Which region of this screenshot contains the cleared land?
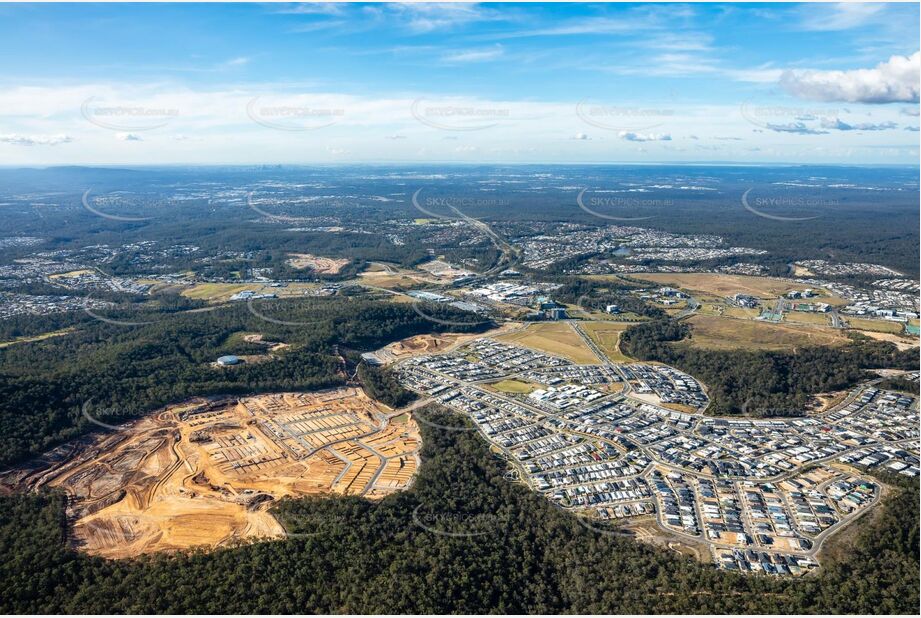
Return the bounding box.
[579,321,635,362]
[0,327,75,349]
[497,322,600,364]
[680,314,848,351]
[2,388,419,558]
[356,263,431,290]
[286,253,350,274]
[416,259,472,280]
[854,330,919,351]
[181,282,319,302]
[366,324,525,365]
[846,317,907,334]
[634,272,826,299]
[785,311,832,326]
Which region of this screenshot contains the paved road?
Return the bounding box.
[675,296,699,320]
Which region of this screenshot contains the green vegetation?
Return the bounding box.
[551,278,666,319]
[620,319,919,416]
[356,362,417,408]
[0,298,483,467]
[0,406,917,613]
[877,376,920,395]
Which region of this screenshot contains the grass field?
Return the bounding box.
[0,328,75,349]
[489,379,539,394]
[723,306,762,319]
[846,317,908,334]
[497,322,600,364]
[634,272,828,299]
[181,282,319,302]
[181,283,252,301]
[680,314,848,352]
[357,273,427,290]
[579,321,635,362]
[785,311,832,326]
[563,302,646,323]
[48,269,95,278]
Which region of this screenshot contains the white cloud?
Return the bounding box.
[277,3,347,16]
[764,122,828,135]
[442,45,504,63]
[820,118,897,131]
[0,83,915,165]
[619,131,671,142]
[0,133,73,146]
[115,132,143,141]
[222,57,251,68]
[391,3,497,33]
[780,52,920,104]
[797,2,886,31]
[495,15,654,39]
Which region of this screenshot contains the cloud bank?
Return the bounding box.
[780,52,920,104]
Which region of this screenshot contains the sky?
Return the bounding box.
[0,1,918,166]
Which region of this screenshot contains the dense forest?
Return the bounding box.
[0,406,917,614]
[356,362,417,409]
[0,298,485,468]
[620,319,920,416]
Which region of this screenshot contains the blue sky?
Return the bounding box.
[0,2,918,165]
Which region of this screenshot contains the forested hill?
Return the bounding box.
[0,298,486,468]
[0,406,917,613]
[620,319,920,417]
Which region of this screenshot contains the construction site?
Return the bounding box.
[0,388,420,558]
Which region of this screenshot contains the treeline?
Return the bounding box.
[620,319,919,416]
[0,405,917,613]
[877,376,920,395]
[0,298,485,467]
[550,278,666,318]
[356,362,417,409]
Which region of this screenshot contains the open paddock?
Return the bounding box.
[680,315,849,352]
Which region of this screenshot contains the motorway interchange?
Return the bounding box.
[395,337,918,576]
